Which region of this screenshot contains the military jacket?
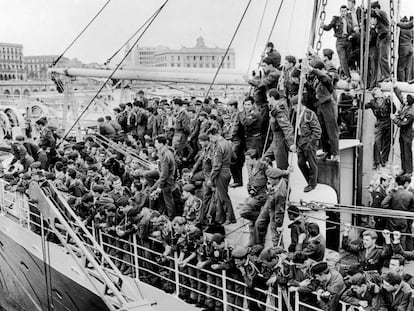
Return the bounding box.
[297,108,322,148]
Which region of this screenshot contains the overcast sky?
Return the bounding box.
[1,0,413,70]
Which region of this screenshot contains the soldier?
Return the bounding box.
[280,55,300,107]
[240,149,270,246]
[7,135,34,172]
[264,88,296,170]
[233,96,263,159]
[255,167,289,246]
[97,117,116,140]
[365,88,394,169]
[370,173,391,245]
[35,117,56,167]
[125,102,137,135]
[181,183,202,225]
[296,102,322,192]
[309,61,339,161]
[116,103,128,133]
[207,127,236,225]
[226,100,244,188]
[173,98,191,156]
[392,90,414,175]
[152,135,176,219]
[396,17,413,82]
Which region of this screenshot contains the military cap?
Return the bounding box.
[113,107,121,113]
[97,117,104,122]
[30,161,42,169]
[311,261,329,275]
[348,273,367,286]
[287,205,300,216]
[266,167,287,179]
[232,246,248,259]
[311,60,325,70]
[210,233,225,245]
[15,135,25,141]
[249,244,264,256]
[143,170,160,181]
[227,99,238,107]
[119,103,126,109]
[199,133,209,141]
[116,196,129,207]
[35,118,47,126]
[322,48,334,57]
[245,148,258,159]
[199,111,208,118]
[92,184,105,193]
[182,183,195,193]
[407,94,414,105]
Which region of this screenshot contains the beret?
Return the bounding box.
[348,273,367,286]
[210,233,225,244]
[30,161,41,169]
[322,48,334,56]
[119,103,126,109]
[92,184,105,193]
[113,107,121,112]
[311,60,325,70]
[15,135,25,141]
[232,246,248,259]
[97,117,104,122]
[287,205,300,216]
[35,118,47,126]
[199,133,209,141]
[266,167,287,179]
[227,99,238,106]
[143,170,160,181]
[311,261,328,275]
[182,183,195,193]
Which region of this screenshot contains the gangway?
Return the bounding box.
[27,180,155,311]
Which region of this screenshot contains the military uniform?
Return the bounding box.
[228,111,245,186]
[234,108,263,156]
[209,136,235,224]
[154,146,176,219]
[263,98,295,169]
[173,108,191,155]
[365,97,393,167]
[10,142,34,172]
[240,160,269,246]
[393,91,414,174]
[370,184,388,244]
[297,108,322,189]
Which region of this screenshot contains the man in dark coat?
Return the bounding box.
[173,98,191,156]
[397,17,413,82]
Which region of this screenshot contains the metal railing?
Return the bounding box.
[0,181,362,311]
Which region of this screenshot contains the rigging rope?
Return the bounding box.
[246,0,269,76]
[58,0,169,144]
[52,0,112,67]
[104,4,165,66]
[205,0,253,97]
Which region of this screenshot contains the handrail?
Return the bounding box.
[0,182,362,311]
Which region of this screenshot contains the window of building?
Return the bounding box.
[200,64,203,68]
[187,64,190,67]
[177,64,180,67]
[200,56,202,61]
[193,56,196,61]
[227,56,230,61]
[212,56,215,60]
[193,64,196,67]
[178,56,180,61]
[206,64,209,68]
[171,64,174,67]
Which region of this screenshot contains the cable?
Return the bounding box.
[205,0,253,97]
[52,0,112,67]
[104,4,165,66]
[58,0,169,144]
[246,0,269,76]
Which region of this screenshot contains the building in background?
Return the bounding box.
[0,42,25,81]
[125,37,235,69]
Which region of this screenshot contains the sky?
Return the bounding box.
[1,0,413,71]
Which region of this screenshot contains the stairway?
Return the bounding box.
[28,181,154,311]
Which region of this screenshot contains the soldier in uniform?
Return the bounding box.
[280,55,301,107]
[207,127,236,225]
[233,96,263,160]
[7,135,34,172]
[191,134,213,226]
[152,135,176,219]
[35,117,56,168]
[392,90,414,175]
[240,149,270,246]
[173,98,191,156]
[296,102,322,192]
[370,173,391,245]
[365,88,394,169]
[97,117,116,140]
[264,88,296,170]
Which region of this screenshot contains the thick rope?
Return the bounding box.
[52,0,112,66]
[59,0,169,144]
[205,0,253,98]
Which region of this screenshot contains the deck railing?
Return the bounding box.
[0,181,359,311]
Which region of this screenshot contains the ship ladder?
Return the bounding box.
[28,180,154,311]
